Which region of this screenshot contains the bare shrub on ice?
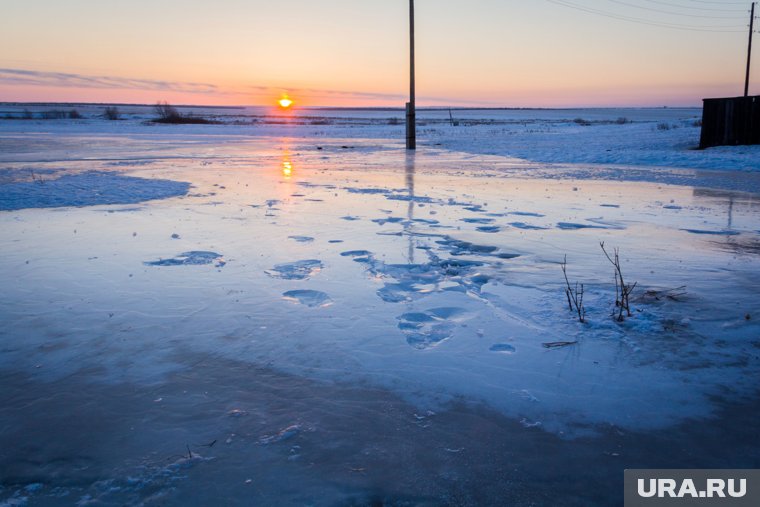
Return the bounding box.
[600,242,637,322]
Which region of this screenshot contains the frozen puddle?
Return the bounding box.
[258,423,304,445]
[265,259,323,280]
[510,211,545,217]
[681,228,740,236]
[2,150,757,440]
[145,251,226,267]
[397,307,472,349]
[372,216,405,226]
[489,343,517,354]
[282,290,332,307]
[340,250,373,262]
[556,221,610,230]
[510,221,548,230]
[461,217,494,224]
[1,126,760,506]
[288,235,314,243]
[359,250,492,304]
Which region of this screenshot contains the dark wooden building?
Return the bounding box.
[699,95,760,149]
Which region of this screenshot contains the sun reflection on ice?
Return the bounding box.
[282,159,293,178]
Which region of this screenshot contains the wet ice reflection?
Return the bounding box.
[1,135,760,505]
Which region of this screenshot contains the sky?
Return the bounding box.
[0,0,757,107]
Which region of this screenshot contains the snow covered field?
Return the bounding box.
[1,106,759,506]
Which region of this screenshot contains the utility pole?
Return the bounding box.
[745,1,756,97]
[406,0,416,150]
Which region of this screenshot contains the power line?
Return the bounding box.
[640,0,746,13]
[604,0,746,18]
[641,0,746,12]
[546,0,746,32]
[549,0,745,31]
[687,1,749,5]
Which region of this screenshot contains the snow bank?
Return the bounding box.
[0,171,190,211]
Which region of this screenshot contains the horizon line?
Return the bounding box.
[0,100,706,110]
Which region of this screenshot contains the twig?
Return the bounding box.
[560,255,586,323]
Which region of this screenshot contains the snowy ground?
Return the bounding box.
[1,107,759,506]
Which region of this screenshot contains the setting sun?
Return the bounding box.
[278,95,293,109]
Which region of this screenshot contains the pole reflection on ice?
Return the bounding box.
[405,151,416,263]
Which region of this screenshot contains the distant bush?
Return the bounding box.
[103,106,120,120]
[615,117,629,125]
[388,117,400,125]
[573,118,591,126]
[154,101,181,122]
[657,122,671,131]
[68,109,82,119]
[152,101,215,124]
[22,109,33,119]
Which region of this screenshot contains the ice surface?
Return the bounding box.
[1,108,759,506]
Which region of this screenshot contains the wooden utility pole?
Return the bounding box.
[406,0,416,150]
[745,1,756,97]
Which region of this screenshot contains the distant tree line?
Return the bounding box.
[3,109,83,120]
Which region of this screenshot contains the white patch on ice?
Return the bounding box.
[282,290,333,308]
[0,171,189,211]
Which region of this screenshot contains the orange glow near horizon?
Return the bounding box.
[1,3,756,108]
